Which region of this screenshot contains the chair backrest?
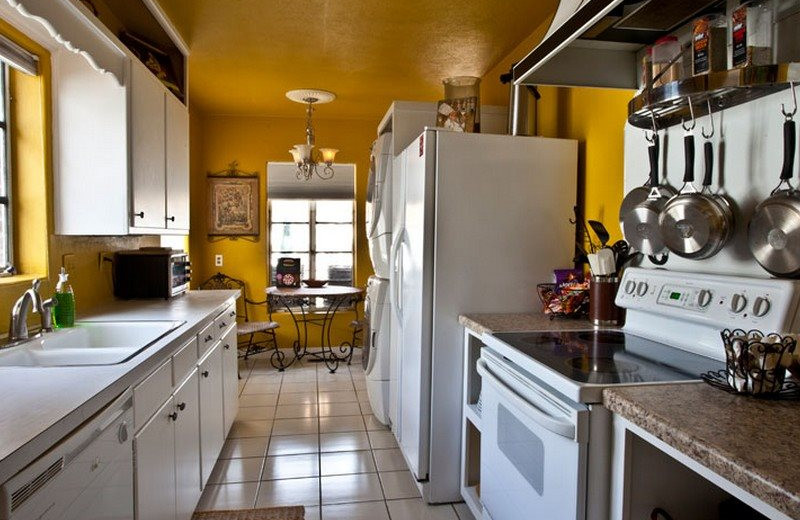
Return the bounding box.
[198,272,250,321]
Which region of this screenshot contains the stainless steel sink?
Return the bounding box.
[0,320,185,367]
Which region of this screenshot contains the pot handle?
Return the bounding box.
[683,133,695,183]
[780,119,796,181]
[703,141,714,188]
[648,134,660,187]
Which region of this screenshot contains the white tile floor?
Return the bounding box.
[196,349,476,520]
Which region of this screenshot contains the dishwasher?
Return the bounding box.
[0,389,134,520]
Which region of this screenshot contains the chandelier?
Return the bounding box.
[286,89,338,181]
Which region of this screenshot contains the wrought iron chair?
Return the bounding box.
[198,272,283,367]
[340,292,365,365]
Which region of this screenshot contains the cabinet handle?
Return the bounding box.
[168,412,178,421]
[202,370,210,378]
[224,344,230,350]
[219,322,227,329]
[177,402,186,411]
[133,211,144,219]
[167,216,176,222]
[205,335,213,342]
[229,311,235,318]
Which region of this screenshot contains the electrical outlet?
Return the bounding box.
[215,254,223,267]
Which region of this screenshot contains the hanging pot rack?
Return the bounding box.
[628,63,800,130]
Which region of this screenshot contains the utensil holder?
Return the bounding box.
[589,276,622,326]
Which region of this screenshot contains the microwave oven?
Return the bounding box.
[112,248,190,299]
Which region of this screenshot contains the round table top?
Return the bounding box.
[266,285,363,298]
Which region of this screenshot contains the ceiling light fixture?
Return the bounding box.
[286,89,338,181]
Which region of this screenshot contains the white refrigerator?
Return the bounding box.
[389,128,578,502]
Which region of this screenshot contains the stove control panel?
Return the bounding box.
[616,268,800,332]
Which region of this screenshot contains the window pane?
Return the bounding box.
[0,127,6,198]
[316,200,353,222]
[0,67,6,123]
[315,224,352,252]
[271,199,310,222]
[270,253,309,284]
[0,205,7,267]
[270,223,309,252]
[316,253,353,284]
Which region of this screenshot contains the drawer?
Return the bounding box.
[197,320,218,358]
[172,336,198,385]
[214,304,237,335]
[219,323,237,355]
[133,359,173,430]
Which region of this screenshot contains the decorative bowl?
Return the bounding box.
[302,279,328,288]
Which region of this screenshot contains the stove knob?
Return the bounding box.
[636,281,649,297]
[753,297,771,318]
[625,280,636,295]
[730,293,748,314]
[696,289,713,308]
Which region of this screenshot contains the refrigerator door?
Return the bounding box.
[397,131,435,482]
[388,152,406,433]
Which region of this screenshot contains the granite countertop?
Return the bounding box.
[459,312,595,335]
[605,384,800,519]
[0,289,239,483]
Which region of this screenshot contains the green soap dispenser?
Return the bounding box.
[54,266,75,328]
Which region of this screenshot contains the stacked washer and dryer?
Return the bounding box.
[363,132,393,425]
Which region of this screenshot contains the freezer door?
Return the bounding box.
[388,151,406,434]
[398,131,435,482]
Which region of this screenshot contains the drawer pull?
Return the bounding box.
[204,335,213,342]
[224,344,230,350]
[229,311,235,317]
[177,402,186,411]
[168,412,178,421]
[202,370,209,378]
[133,211,144,219]
[219,322,227,329]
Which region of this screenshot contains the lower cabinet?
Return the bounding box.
[174,370,201,520]
[199,341,225,487]
[135,398,178,520]
[221,325,239,435]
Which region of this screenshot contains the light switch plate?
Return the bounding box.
[215,254,223,267]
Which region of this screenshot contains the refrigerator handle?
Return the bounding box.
[390,228,404,319]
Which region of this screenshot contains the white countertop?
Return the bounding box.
[0,289,239,483]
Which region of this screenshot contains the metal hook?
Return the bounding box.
[645,110,658,143]
[681,96,696,132]
[701,99,715,139]
[781,81,797,120]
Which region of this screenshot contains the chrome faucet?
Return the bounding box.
[8,279,57,343]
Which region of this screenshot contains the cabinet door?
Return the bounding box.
[134,398,177,520]
[198,342,225,487]
[174,370,201,520]
[130,60,166,229]
[165,93,190,230]
[221,325,239,435]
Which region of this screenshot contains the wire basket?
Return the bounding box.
[701,328,800,399]
[537,283,589,320]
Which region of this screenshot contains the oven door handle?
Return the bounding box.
[477,358,576,440]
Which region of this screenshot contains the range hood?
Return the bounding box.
[513,0,725,88]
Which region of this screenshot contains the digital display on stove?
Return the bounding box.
[669,292,681,300]
[492,330,723,385]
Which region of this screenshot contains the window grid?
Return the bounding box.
[0,64,11,271]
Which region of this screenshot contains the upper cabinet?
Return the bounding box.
[165,89,190,230]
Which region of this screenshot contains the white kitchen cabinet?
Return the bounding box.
[221,324,239,435]
[198,341,225,486]
[165,93,190,230]
[134,398,177,520]
[174,370,201,520]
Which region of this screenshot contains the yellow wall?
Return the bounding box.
[0,19,159,336]
[189,113,376,345]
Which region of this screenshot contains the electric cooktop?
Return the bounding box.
[492,330,724,385]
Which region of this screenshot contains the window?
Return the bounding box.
[0,64,10,271]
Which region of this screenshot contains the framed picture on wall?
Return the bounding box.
[207,175,260,236]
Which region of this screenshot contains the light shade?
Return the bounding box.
[294,144,313,161]
[288,148,303,164]
[319,148,338,164]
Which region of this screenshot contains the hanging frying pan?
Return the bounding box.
[748,116,800,276]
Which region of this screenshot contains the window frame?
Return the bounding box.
[0,63,13,272]
[268,198,356,289]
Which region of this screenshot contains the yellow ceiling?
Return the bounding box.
[156,0,558,119]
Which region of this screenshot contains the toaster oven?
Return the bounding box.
[113,248,190,299]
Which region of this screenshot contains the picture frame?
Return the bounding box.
[207,175,260,236]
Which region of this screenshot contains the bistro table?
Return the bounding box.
[266,285,363,373]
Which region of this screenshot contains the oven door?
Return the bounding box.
[477,353,589,520]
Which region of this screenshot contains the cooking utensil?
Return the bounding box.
[659,127,734,259]
[596,248,616,275]
[620,133,675,255]
[619,134,659,224]
[748,116,800,276]
[588,220,610,247]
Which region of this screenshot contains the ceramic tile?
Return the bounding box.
[278,392,319,405]
[368,430,398,449]
[380,471,421,500]
[281,372,318,383]
[321,500,390,520]
[363,414,390,431]
[373,448,408,472]
[274,403,318,419]
[228,420,272,438]
[239,393,279,407]
[282,381,318,393]
[385,499,459,520]
[261,453,320,480]
[453,501,477,520]
[318,402,362,417]
[318,390,358,403]
[359,402,374,415]
[304,506,321,520]
[267,434,319,456]
[319,415,365,433]
[353,379,368,390]
[235,406,275,420]
[271,417,318,436]
[219,436,269,459]
[319,431,371,452]
[247,373,283,383]
[320,473,384,504]
[320,450,376,476]
[209,456,265,484]
[255,477,320,507]
[196,482,258,511]
[317,380,355,391]
[242,382,282,395]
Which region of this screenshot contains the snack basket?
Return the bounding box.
[537,283,589,320]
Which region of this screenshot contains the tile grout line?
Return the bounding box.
[252,358,283,509]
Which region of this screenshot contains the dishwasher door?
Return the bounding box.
[1,389,134,520]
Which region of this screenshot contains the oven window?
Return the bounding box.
[498,404,544,495]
